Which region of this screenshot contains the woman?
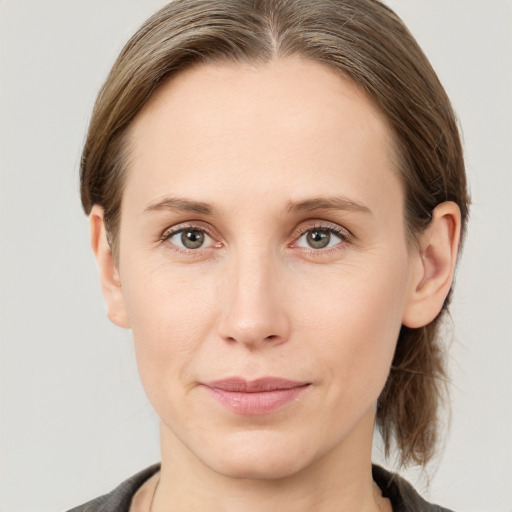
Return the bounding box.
[70,0,468,510]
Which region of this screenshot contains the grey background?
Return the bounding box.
[1,1,511,511]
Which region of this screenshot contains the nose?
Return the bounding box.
[216,251,290,349]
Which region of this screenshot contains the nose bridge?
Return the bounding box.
[218,242,289,347]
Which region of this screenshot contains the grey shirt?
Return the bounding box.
[68,464,454,512]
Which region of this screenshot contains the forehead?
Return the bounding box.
[124,57,402,215]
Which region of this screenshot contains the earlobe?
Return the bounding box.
[402,201,462,328]
[89,205,130,329]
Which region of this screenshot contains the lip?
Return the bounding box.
[202,377,310,415]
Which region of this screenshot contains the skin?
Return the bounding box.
[91,57,461,512]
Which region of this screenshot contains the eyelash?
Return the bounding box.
[159,221,353,256]
[291,222,352,256]
[159,223,219,255]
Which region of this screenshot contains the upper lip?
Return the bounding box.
[205,377,310,392]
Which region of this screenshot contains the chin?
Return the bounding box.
[207,452,308,481]
[195,429,317,481]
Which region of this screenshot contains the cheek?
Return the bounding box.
[121,262,221,403]
[293,254,411,394]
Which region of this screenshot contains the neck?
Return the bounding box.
[152,412,388,512]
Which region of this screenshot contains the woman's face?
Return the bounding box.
[113,58,422,479]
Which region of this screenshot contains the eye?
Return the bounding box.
[295,227,345,250]
[164,227,215,250]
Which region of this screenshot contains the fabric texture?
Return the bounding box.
[67,463,454,512]
[372,465,454,512]
[67,465,160,512]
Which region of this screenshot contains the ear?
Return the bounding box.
[402,201,462,328]
[89,205,130,329]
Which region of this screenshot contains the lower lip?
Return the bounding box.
[204,385,310,415]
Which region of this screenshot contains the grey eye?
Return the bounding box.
[167,228,212,250]
[296,228,343,250]
[180,230,205,249]
[306,229,331,249]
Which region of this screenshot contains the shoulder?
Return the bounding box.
[372,465,455,512]
[66,464,161,512]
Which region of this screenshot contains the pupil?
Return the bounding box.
[181,230,204,249]
[307,230,330,249]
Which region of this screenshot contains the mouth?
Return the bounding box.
[202,377,311,415]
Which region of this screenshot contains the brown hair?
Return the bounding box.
[80,0,469,466]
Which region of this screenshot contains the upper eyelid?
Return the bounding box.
[161,221,216,239]
[292,220,353,240]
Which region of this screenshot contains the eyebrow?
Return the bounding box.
[285,196,372,215]
[143,195,371,216]
[144,197,215,215]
